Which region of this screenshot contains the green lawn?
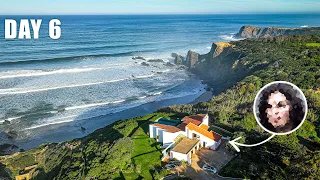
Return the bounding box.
[306,43,320,47]
[124,118,169,179]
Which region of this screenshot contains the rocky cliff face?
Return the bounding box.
[184,25,320,92]
[188,42,248,92]
[235,26,320,38]
[207,42,235,59]
[235,26,297,38]
[186,50,200,68]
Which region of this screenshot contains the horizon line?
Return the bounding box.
[1,12,320,16]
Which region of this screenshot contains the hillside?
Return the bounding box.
[189,34,320,94]
[0,113,188,179]
[163,35,320,179]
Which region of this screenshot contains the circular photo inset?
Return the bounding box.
[253,81,308,135]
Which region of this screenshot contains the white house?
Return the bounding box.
[185,123,221,150]
[149,123,184,147]
[149,114,222,164]
[170,137,200,164]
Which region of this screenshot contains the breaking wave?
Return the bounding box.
[0,73,156,95]
[0,78,130,95]
[0,67,104,79]
[219,35,243,41]
[0,116,22,124]
[0,50,155,65]
[24,115,78,130]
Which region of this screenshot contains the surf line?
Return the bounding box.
[0,63,130,80]
[0,78,128,95]
[0,73,155,95]
[24,115,78,130]
[0,67,103,79]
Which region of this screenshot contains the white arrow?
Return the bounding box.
[228,134,276,152]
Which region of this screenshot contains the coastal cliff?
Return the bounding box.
[235,25,320,38]
[163,33,320,180]
[183,25,320,93]
[186,42,248,92]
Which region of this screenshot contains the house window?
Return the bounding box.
[193,133,200,139]
[203,142,206,147]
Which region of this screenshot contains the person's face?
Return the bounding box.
[266,91,291,128]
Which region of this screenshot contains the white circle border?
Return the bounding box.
[253,81,308,135]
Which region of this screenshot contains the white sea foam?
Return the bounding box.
[0,116,22,124]
[65,102,111,111]
[25,115,78,130]
[158,69,170,73]
[134,73,155,79]
[0,78,130,95]
[0,111,59,124]
[0,72,157,95]
[219,35,243,41]
[206,46,212,49]
[65,99,127,111]
[65,93,162,111]
[0,68,104,79]
[152,91,162,96]
[0,62,131,80]
[112,100,126,104]
[301,25,308,28]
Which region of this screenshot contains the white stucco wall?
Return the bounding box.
[170,151,188,162]
[186,128,190,138]
[187,152,192,164]
[156,128,165,142]
[152,126,158,139]
[162,131,182,147]
[149,124,154,138]
[187,129,221,150]
[201,136,219,150]
[202,115,209,125]
[149,125,160,139]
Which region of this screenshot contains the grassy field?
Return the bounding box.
[306,42,320,47]
[123,113,171,179]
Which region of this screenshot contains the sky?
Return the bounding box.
[1,0,320,15]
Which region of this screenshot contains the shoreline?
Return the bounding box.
[5,90,212,151]
[191,90,213,104]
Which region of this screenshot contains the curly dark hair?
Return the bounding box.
[256,83,306,133]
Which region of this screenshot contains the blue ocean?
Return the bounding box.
[0,14,319,148]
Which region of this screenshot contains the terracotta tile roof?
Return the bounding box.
[177,115,204,131]
[186,123,222,142]
[171,137,199,154]
[152,123,182,133]
[199,124,210,130]
[197,114,207,118]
